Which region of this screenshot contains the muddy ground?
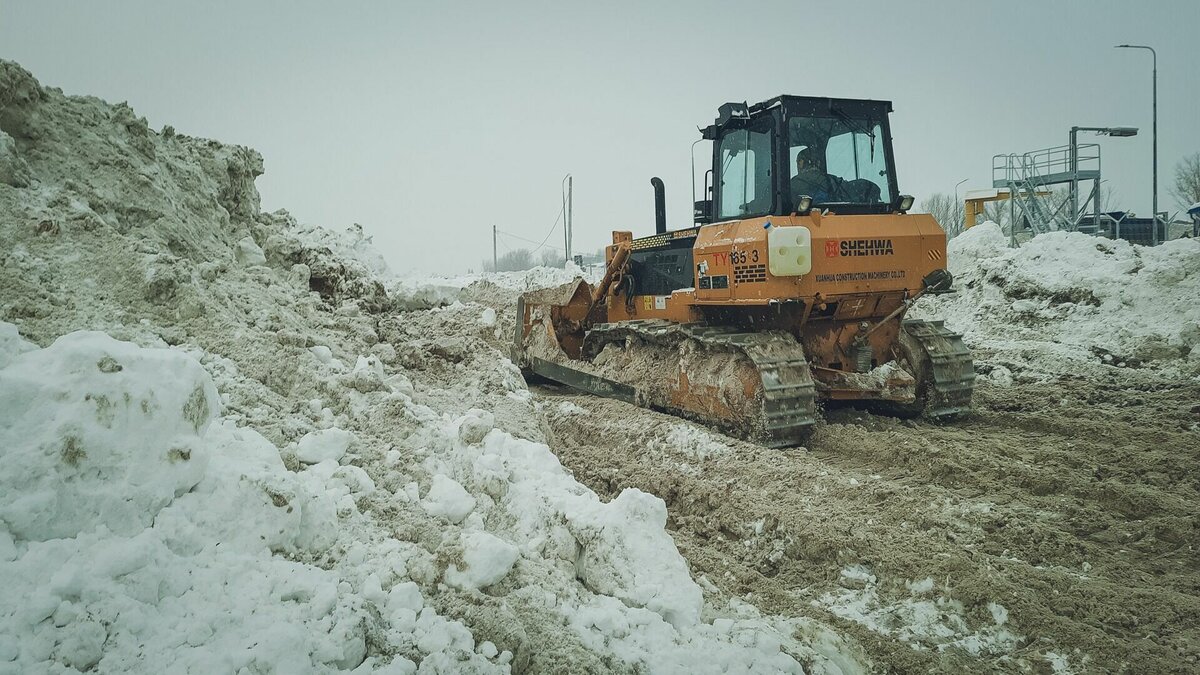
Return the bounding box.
[456,283,1199,673]
[538,375,1199,673]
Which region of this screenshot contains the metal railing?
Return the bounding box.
[992,143,1100,186]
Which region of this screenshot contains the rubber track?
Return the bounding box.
[582,321,817,447]
[901,318,975,418]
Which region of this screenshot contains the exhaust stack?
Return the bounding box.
[651,177,666,234]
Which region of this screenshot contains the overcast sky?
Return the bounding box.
[2,1,1197,273]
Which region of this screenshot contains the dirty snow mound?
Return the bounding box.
[0,329,498,673]
[916,222,1200,378]
[0,58,874,673]
[0,331,218,541]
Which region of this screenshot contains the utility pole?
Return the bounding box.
[492,225,497,272]
[567,176,573,263]
[561,173,574,265]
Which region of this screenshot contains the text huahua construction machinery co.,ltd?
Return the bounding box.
[514,96,975,447]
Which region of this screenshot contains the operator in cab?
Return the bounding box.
[790,147,831,208]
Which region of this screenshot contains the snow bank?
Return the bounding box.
[476,262,598,291]
[917,222,1200,377]
[293,222,392,277]
[387,263,600,311]
[414,411,822,673]
[0,330,503,673]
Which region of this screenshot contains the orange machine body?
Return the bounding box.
[602,211,947,389]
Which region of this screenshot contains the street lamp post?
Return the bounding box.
[1068,126,1137,231]
[1116,44,1158,245]
[954,178,968,235]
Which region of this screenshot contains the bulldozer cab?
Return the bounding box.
[699,96,899,223]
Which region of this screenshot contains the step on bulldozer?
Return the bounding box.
[514,96,974,447]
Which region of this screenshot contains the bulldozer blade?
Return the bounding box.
[528,356,636,405]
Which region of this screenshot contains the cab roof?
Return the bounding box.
[701,95,895,139]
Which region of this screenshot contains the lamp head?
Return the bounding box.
[1104,127,1139,137]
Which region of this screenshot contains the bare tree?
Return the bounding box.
[917,193,963,237]
[980,200,1011,228]
[493,248,534,272]
[539,249,565,268]
[1170,152,1200,210]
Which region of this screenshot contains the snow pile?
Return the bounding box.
[386,264,598,312]
[0,332,217,541]
[293,221,392,277]
[0,328,501,673]
[0,59,873,673]
[476,262,597,291]
[417,412,824,673]
[916,222,1200,378]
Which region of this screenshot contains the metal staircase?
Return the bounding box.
[993,143,1100,236]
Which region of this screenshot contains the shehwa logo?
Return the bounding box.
[828,239,895,257]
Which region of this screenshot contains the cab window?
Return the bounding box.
[824,123,890,202]
[717,122,773,219]
[788,114,892,205]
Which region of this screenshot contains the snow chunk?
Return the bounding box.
[0,321,36,369]
[386,277,462,310]
[660,423,730,460]
[388,581,424,613]
[445,531,519,590]
[421,474,476,524]
[293,427,354,464]
[817,565,1020,656]
[0,332,219,541]
[457,409,495,446]
[235,236,267,266]
[567,488,704,628]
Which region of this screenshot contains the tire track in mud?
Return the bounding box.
[535,376,1200,673]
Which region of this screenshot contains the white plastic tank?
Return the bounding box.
[765,223,812,276]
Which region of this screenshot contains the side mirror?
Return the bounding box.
[694,200,713,225]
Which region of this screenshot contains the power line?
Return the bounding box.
[496,228,565,252]
[493,179,572,256]
[531,203,565,251]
